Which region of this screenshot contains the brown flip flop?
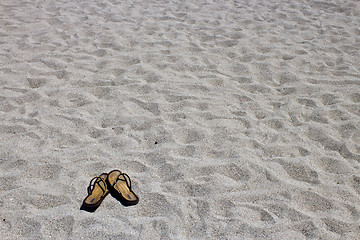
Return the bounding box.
[107,170,139,206]
[82,173,109,210]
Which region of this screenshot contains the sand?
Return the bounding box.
[1,0,360,239]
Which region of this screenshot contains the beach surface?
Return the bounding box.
[1,0,360,239]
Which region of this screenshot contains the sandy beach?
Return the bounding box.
[1,0,360,239]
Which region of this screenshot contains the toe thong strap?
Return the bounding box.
[115,173,132,190]
[88,176,107,196]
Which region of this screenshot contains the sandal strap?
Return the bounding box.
[115,173,132,190]
[87,176,107,196]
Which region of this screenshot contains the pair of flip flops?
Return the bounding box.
[82,170,139,211]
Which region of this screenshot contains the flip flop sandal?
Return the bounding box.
[82,173,110,210]
[107,170,139,206]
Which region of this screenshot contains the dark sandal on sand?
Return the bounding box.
[82,173,109,210]
[107,170,139,206]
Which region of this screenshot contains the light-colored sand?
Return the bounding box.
[1,0,360,239]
